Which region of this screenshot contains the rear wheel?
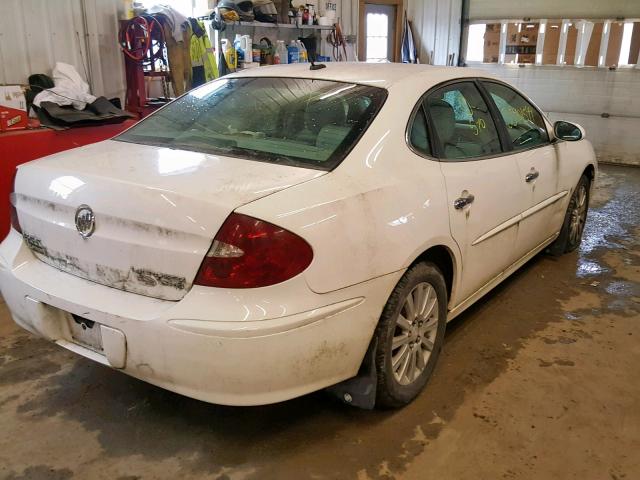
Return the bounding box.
[548,174,590,255]
[374,262,447,408]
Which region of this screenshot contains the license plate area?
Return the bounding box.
[68,315,104,353]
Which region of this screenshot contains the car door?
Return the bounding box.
[480,81,564,258]
[423,81,524,306]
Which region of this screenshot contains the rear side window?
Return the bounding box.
[425,82,502,160]
[482,81,549,151]
[409,106,430,155]
[116,77,387,171]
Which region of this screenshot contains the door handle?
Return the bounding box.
[525,170,539,182]
[454,193,475,210]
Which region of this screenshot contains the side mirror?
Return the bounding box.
[553,121,584,141]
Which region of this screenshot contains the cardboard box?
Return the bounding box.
[0,86,28,132]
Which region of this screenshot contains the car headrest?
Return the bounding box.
[316,125,350,151]
[305,100,347,134]
[428,99,456,144]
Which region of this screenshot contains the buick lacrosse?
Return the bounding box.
[0,64,595,408]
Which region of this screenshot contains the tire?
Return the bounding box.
[548,174,590,256]
[374,262,447,408]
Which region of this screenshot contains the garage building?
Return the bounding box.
[0,0,638,479]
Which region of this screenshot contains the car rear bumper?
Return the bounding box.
[0,229,401,405]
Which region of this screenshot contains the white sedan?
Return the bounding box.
[0,64,595,408]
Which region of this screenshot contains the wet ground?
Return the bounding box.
[0,164,638,480]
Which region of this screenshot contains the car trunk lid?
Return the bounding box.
[13,140,324,300]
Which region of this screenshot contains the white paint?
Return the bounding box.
[405,0,462,65]
[0,64,596,405]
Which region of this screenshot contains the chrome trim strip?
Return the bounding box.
[521,190,569,221]
[448,232,559,321]
[471,190,568,246]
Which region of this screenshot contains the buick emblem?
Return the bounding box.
[75,205,95,238]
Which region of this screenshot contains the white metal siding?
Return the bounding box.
[406,0,462,65]
[0,0,125,100]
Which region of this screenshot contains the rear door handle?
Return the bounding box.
[525,170,539,182]
[454,193,475,210]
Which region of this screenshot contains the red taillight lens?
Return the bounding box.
[9,170,21,234]
[194,213,313,288]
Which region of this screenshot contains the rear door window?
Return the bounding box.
[425,82,502,160]
[482,81,549,151]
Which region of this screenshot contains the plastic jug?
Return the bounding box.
[241,35,253,64]
[222,38,237,71]
[234,34,245,68]
[287,41,299,64]
[297,40,308,63]
[275,40,288,64]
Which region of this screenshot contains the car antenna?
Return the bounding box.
[309,60,326,70]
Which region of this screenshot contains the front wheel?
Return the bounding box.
[548,174,591,255]
[374,262,447,408]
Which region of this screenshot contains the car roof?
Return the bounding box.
[230,62,496,90]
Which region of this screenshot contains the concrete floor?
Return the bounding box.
[1,164,638,480]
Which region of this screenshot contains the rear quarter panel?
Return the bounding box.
[238,89,461,296]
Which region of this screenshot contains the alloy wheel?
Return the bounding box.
[569,184,588,244]
[391,282,439,385]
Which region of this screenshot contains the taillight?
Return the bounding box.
[194,213,313,288]
[9,169,21,234]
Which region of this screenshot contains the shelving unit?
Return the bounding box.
[225,21,335,31]
[207,20,335,72]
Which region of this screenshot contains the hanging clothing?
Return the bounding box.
[401,11,418,64]
[161,20,192,96]
[147,4,189,42]
[189,18,219,87]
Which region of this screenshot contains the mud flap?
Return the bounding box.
[326,338,377,409]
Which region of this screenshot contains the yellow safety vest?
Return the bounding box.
[190,20,219,81]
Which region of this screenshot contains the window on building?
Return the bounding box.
[542,22,561,64]
[140,0,209,17]
[605,22,622,66]
[562,21,578,65]
[465,17,638,67]
[466,24,486,62]
[366,13,389,62]
[619,22,635,65]
[465,23,501,63]
[630,22,640,65]
[584,22,604,66]
[505,22,539,64]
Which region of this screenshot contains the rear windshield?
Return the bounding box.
[116,77,388,170]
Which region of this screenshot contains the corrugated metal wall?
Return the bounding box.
[0,0,125,100]
[406,0,462,65]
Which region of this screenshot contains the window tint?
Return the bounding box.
[116,77,387,171]
[409,106,430,155]
[426,82,502,160]
[483,82,549,151]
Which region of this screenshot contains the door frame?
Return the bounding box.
[358,0,403,62]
